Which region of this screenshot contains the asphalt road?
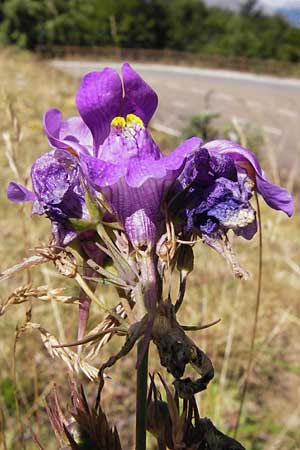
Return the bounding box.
[51,60,300,175]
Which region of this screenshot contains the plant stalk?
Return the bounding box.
[135,340,149,450]
[233,193,263,438]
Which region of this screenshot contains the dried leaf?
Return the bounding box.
[202,232,249,280]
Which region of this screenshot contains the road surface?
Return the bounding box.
[51,60,300,176]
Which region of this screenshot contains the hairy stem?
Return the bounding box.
[135,340,149,450]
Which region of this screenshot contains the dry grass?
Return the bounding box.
[0,47,299,450]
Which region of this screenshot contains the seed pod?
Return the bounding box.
[176,245,194,275]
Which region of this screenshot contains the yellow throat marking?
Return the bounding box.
[111,114,144,129]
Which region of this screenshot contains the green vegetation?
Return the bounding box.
[181,112,264,155]
[1,0,300,62]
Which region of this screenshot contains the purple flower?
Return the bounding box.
[176,140,293,240]
[81,119,200,249]
[44,62,201,249]
[204,140,294,217]
[7,149,88,245]
[42,62,159,158]
[43,109,93,156]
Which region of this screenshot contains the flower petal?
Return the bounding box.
[204,139,294,216]
[7,182,35,202]
[76,69,123,154]
[99,123,161,163]
[43,108,92,155]
[51,222,77,246]
[101,177,163,248]
[31,151,71,204]
[255,172,294,216]
[234,219,258,240]
[126,156,166,188]
[124,137,202,188]
[164,137,202,170]
[80,153,127,188]
[122,62,158,126]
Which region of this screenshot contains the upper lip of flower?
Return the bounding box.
[44,62,159,158]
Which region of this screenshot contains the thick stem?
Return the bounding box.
[138,251,161,315]
[135,340,149,450]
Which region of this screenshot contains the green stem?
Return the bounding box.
[135,341,149,450]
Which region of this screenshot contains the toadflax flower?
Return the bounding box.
[175,140,294,242]
[42,63,202,250]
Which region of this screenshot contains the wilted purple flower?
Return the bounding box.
[7,149,88,245]
[7,149,105,338]
[204,139,294,217]
[43,63,201,250]
[176,140,293,240]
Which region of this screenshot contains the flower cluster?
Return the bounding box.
[7,60,294,330]
[7,63,293,254]
[6,62,294,449]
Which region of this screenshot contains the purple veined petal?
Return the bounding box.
[125,209,157,249]
[204,139,263,173]
[31,151,71,204]
[43,109,68,149]
[125,137,202,188]
[255,172,294,216]
[7,182,35,202]
[204,139,294,217]
[125,155,167,188]
[80,153,127,188]
[76,69,123,155]
[122,62,158,126]
[43,109,92,155]
[100,177,163,248]
[164,137,202,170]
[99,123,161,163]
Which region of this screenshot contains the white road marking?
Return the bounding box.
[172,100,186,109]
[278,108,298,119]
[151,122,180,137]
[262,125,283,136]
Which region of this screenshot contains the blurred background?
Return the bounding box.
[0,0,300,449]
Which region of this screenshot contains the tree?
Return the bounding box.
[240,0,260,17]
